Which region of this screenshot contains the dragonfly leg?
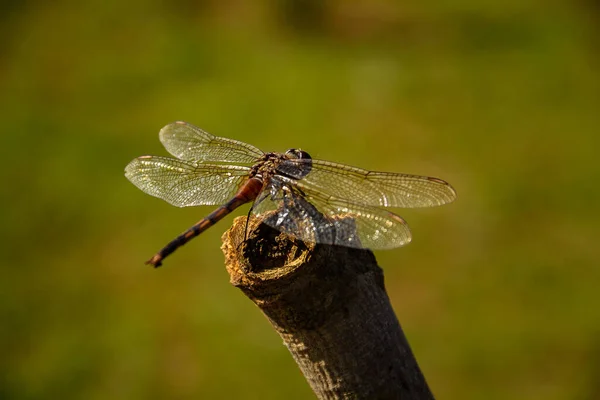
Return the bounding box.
[243,189,270,241]
[243,205,253,242]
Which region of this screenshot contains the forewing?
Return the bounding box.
[159,121,264,163]
[252,177,412,250]
[125,156,249,207]
[276,158,456,208]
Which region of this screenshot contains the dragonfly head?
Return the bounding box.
[284,148,312,178]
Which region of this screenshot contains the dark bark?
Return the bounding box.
[221,216,435,400]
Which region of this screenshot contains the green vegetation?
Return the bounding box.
[1,1,598,399]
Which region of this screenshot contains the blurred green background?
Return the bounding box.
[1,1,598,399]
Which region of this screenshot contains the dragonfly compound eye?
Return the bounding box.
[284,149,313,178]
[285,148,311,160]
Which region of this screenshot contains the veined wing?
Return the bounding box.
[252,177,411,250]
[159,121,264,164]
[125,156,250,207]
[276,158,456,208]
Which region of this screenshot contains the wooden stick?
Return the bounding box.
[221,216,435,400]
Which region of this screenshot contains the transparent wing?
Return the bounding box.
[252,177,411,250]
[276,158,457,208]
[159,121,264,163]
[125,156,250,207]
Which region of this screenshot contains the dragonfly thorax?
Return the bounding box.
[249,150,313,181]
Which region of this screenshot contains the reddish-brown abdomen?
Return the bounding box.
[235,177,263,203]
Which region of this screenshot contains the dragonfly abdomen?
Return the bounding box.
[146,178,264,267]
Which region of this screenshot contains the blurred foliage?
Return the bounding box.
[0,0,598,399]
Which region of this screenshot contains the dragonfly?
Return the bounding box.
[125,121,456,267]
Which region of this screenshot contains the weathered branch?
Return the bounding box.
[221,216,435,400]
